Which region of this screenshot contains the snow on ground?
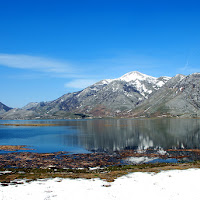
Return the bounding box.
[124,156,158,164]
[1,168,200,200]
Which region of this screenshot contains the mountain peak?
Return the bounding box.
[118,71,156,82]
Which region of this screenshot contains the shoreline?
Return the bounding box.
[1,146,200,184]
[1,168,200,200]
[0,162,200,186]
[1,147,200,169]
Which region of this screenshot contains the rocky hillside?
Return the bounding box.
[4,71,200,119]
[1,71,170,119]
[5,71,200,119]
[33,71,169,117]
[0,102,12,115]
[130,73,200,118]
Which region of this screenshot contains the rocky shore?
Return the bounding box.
[1,146,200,185]
[1,146,200,169]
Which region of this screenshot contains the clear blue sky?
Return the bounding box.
[1,0,200,108]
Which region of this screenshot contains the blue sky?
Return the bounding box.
[1,0,200,108]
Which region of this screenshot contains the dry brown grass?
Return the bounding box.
[1,161,200,184]
[1,124,59,126]
[0,145,32,151]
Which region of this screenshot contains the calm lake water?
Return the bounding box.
[0,119,200,154]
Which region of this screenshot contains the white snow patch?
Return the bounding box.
[115,110,121,113]
[124,156,158,164]
[124,91,133,97]
[0,171,12,174]
[1,169,200,200]
[179,87,184,91]
[157,149,167,155]
[175,74,186,81]
[156,81,165,87]
[161,76,171,81]
[118,71,157,83]
[89,166,101,170]
[101,79,113,84]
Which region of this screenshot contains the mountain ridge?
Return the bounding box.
[2,71,200,119]
[28,71,170,118]
[128,73,200,118]
[0,102,12,115]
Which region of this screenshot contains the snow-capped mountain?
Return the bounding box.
[42,71,170,116]
[4,71,200,119]
[1,71,171,119]
[115,71,170,98]
[131,73,200,118]
[84,71,170,99]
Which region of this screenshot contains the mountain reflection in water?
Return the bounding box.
[0,119,200,153]
[60,118,200,152]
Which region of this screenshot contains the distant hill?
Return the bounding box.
[1,71,170,119]
[3,71,200,119]
[0,102,12,115]
[30,71,170,117]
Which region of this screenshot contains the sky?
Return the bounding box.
[1,0,200,108]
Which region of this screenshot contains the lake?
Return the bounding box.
[0,118,200,154]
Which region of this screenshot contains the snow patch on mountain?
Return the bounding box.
[175,74,186,81]
[118,71,157,82]
[118,71,170,89]
[80,71,171,99]
[114,71,171,98]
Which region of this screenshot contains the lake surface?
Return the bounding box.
[0,119,200,154]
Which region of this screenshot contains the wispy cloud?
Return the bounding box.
[179,65,200,75]
[0,54,74,74]
[0,53,103,90]
[0,52,177,91]
[64,79,99,89]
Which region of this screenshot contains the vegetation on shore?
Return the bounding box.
[1,161,200,185]
[1,145,200,185]
[0,145,33,151]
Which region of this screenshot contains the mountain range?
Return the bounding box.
[1,71,200,119]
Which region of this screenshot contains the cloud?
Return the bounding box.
[0,53,103,90]
[0,52,176,90]
[65,79,99,89]
[0,53,74,74]
[179,66,200,75]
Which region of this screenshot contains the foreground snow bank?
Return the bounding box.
[1,168,200,200]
